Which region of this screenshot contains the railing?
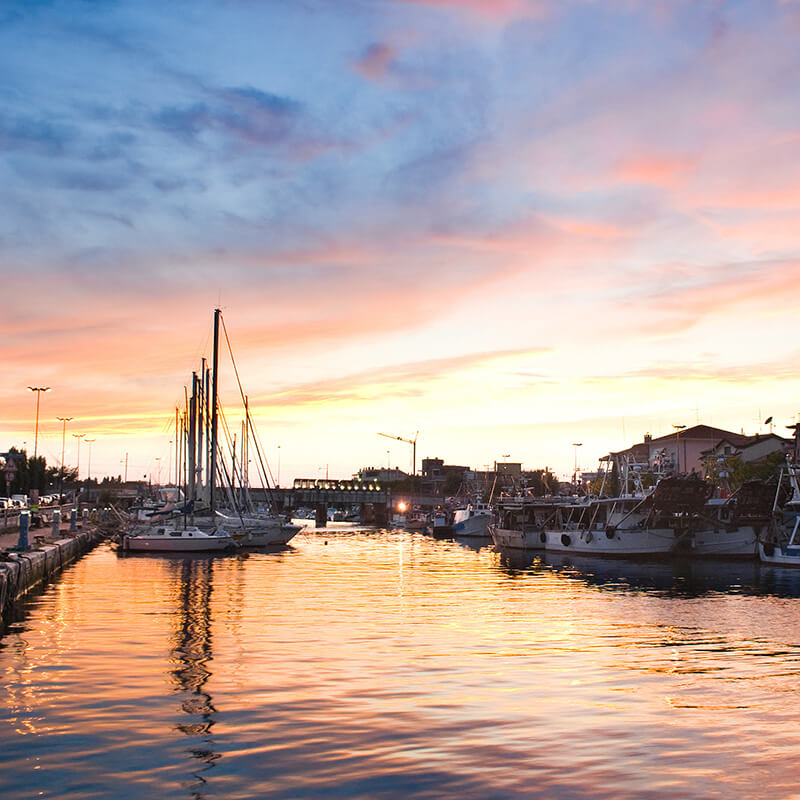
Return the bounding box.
[0,503,75,532]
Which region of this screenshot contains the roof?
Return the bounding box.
[700,432,792,455]
[646,424,754,446]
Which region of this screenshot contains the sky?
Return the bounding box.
[2,0,800,485]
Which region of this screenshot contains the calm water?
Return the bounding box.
[2,528,800,799]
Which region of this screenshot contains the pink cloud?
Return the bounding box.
[354,43,397,82]
[616,154,697,188]
[390,0,549,20]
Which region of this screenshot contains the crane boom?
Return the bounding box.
[377,431,418,477]
[378,432,415,445]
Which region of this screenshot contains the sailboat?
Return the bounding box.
[189,309,304,547]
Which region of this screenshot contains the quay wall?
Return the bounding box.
[0,530,102,624]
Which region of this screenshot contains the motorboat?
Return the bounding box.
[121,523,237,553]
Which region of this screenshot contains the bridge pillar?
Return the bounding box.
[315,503,327,528]
[373,502,388,528]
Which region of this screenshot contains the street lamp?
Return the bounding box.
[56,416,73,500]
[73,433,85,481]
[27,386,51,460]
[572,443,583,485]
[672,424,686,473]
[84,438,96,481]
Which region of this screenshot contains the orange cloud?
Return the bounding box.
[617,154,696,188]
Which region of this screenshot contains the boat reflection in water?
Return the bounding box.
[494,547,800,598]
[168,555,221,794]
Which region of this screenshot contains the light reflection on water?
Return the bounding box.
[2,529,800,799]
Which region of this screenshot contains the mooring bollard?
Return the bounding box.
[18,510,29,550]
[70,508,77,532]
[52,509,61,538]
[82,508,89,524]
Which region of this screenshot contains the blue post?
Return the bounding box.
[52,509,61,538]
[18,510,29,550]
[70,508,77,532]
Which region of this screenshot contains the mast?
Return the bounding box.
[188,372,197,504]
[210,308,220,512]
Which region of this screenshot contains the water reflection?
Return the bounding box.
[3,534,800,799]
[493,546,800,598]
[168,556,221,797]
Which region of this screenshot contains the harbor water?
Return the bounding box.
[2,528,800,799]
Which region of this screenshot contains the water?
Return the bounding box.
[2,528,800,799]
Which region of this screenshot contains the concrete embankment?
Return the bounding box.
[0,530,103,624]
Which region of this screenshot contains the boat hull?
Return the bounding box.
[490,525,545,550]
[543,526,677,557]
[452,515,491,537]
[122,534,236,552]
[690,526,758,558]
[758,541,800,566]
[235,525,301,546]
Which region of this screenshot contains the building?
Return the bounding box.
[701,432,792,469]
[611,425,778,477]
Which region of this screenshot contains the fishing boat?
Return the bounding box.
[489,497,559,550]
[541,475,713,557]
[759,461,800,567]
[451,499,493,537]
[121,523,237,553]
[425,509,453,538]
[689,479,774,559]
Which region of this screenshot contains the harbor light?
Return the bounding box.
[397,501,408,513]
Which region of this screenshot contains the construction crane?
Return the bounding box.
[377,431,418,478]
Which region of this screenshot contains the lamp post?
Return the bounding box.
[56,417,73,500]
[572,442,583,485]
[27,386,51,460]
[84,438,96,481]
[672,424,686,473]
[72,433,85,481]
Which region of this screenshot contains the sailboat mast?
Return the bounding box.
[188,372,197,504]
[210,308,221,512]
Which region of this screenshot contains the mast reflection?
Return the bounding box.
[168,555,220,796]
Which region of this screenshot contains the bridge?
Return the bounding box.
[251,479,445,527]
[247,478,390,527]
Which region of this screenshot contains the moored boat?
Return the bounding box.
[122,523,237,552]
[759,461,800,567]
[542,476,713,558]
[212,511,303,546]
[451,500,493,537]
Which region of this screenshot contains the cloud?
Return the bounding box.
[389,0,548,21]
[354,43,397,82]
[251,346,546,409]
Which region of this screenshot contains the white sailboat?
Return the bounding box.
[121,523,236,553]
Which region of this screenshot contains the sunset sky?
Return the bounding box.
[2,0,800,484]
